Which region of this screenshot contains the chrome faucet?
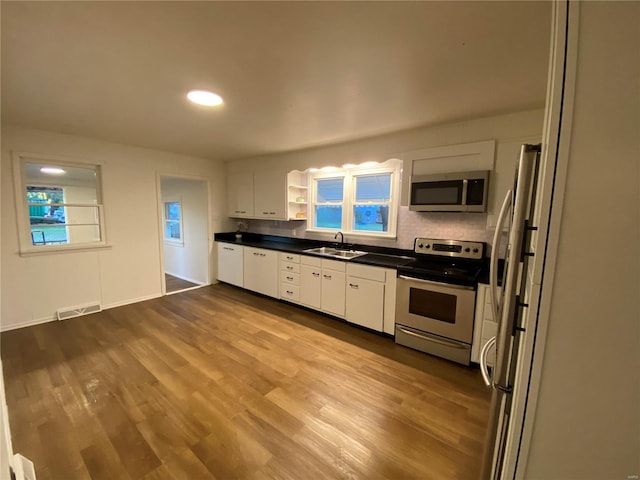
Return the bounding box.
[334,231,345,248]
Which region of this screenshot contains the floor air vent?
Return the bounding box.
[56,303,102,321]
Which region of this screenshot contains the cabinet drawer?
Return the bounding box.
[280,271,300,285]
[280,252,300,263]
[301,255,322,267]
[321,259,346,272]
[281,262,300,274]
[346,263,385,282]
[280,284,300,302]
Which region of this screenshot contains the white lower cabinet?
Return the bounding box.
[299,256,322,309]
[279,252,301,303]
[320,259,346,318]
[243,247,279,298]
[471,283,500,365]
[217,242,244,287]
[345,263,396,333]
[346,276,384,331]
[217,243,397,334]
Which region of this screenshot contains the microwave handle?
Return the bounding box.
[461,179,468,204]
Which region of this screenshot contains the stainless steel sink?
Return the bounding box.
[302,246,368,260]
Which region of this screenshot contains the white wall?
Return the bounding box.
[161,177,209,285]
[229,109,544,251]
[525,2,640,478]
[0,125,232,331]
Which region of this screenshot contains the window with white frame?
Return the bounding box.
[308,163,400,238]
[13,152,107,254]
[164,200,183,244]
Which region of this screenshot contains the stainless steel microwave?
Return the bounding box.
[409,170,489,212]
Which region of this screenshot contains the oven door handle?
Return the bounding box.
[398,275,474,291]
[397,327,469,349]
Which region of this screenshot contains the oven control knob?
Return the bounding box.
[465,248,470,253]
[425,244,431,249]
[473,248,479,253]
[418,243,424,249]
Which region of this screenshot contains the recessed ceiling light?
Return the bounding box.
[187,90,223,106]
[40,167,66,175]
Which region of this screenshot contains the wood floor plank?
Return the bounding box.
[1,283,491,479]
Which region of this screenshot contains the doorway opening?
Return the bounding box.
[158,175,210,294]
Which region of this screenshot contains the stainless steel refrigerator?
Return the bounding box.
[480,144,542,480]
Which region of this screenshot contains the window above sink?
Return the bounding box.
[306,159,401,239]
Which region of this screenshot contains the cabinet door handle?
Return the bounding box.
[349,283,359,289]
[262,211,269,215]
[312,272,320,277]
[286,276,294,281]
[223,247,234,251]
[323,274,332,280]
[269,212,276,215]
[286,266,294,270]
[286,256,294,260]
[286,290,293,295]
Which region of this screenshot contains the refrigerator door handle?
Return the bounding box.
[480,336,496,387]
[490,189,512,325]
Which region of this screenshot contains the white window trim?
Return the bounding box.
[163,199,184,246]
[12,151,109,256]
[306,163,401,239]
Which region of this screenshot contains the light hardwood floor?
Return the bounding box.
[1,283,491,479]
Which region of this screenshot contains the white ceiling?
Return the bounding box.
[1,1,551,162]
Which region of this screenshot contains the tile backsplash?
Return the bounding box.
[240,206,506,256]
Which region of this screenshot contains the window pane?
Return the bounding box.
[315,205,342,229]
[353,205,389,232]
[30,224,102,246]
[166,221,181,240]
[355,174,391,202]
[316,178,343,203]
[25,163,98,202]
[27,205,99,227]
[30,225,67,245]
[166,202,181,220]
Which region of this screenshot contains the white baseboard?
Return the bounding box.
[164,271,205,285]
[103,293,163,310]
[0,315,55,333]
[0,293,163,332]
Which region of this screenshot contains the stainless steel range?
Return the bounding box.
[395,238,485,365]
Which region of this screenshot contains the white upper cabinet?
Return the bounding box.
[228,170,288,220]
[254,170,287,220]
[227,172,254,218]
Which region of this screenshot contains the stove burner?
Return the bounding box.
[399,238,486,286]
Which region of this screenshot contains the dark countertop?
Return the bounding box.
[214,232,417,269]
